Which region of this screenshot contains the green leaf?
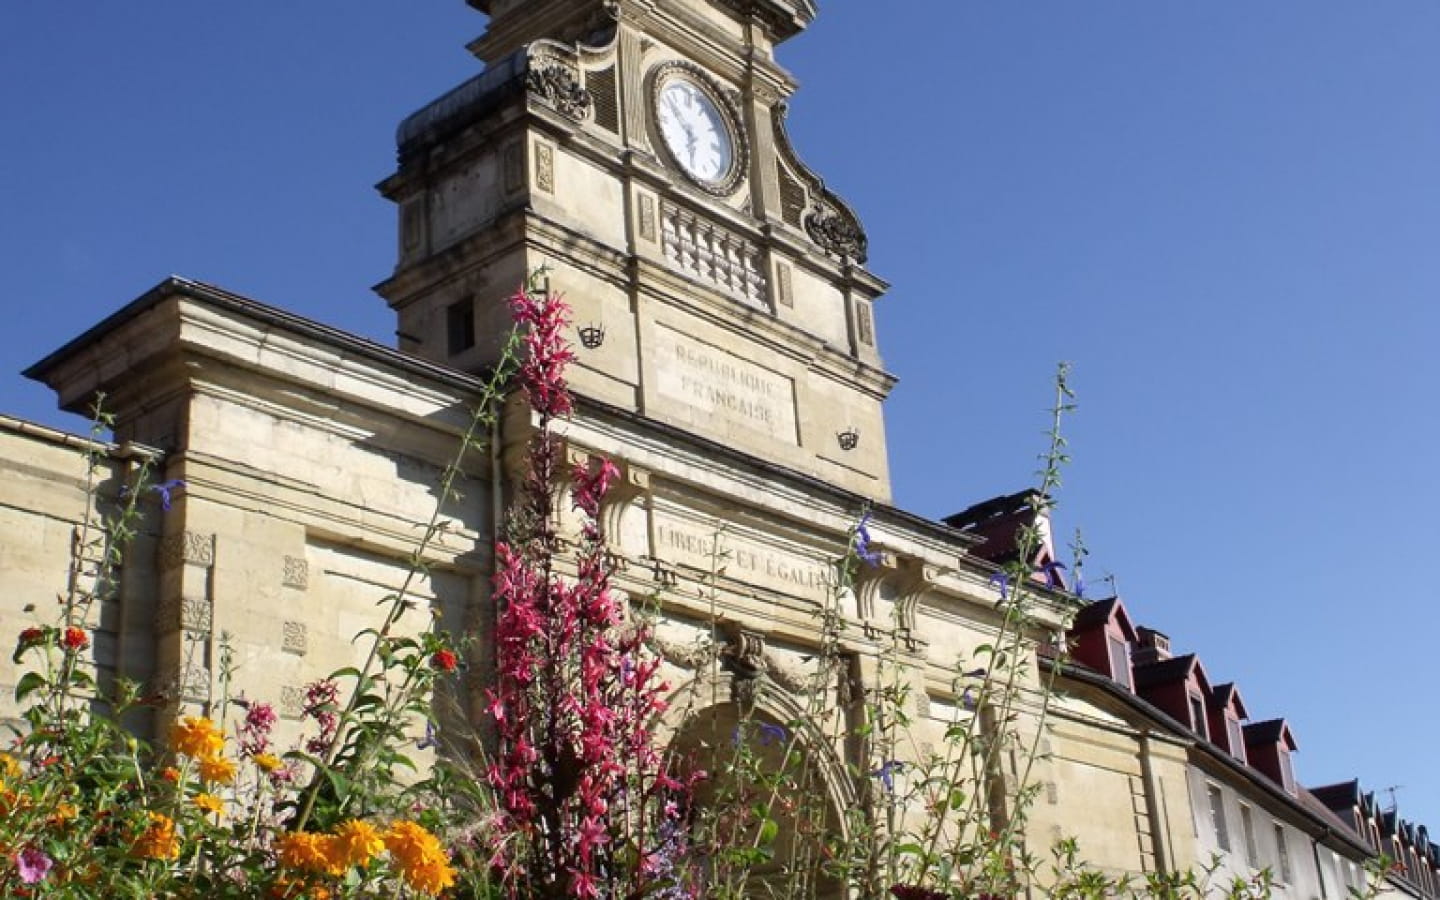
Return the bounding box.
[757,817,779,845]
[15,671,47,702]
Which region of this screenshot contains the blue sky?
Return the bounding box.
[2,3,1436,833]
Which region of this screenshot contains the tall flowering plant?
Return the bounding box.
[485,281,692,899]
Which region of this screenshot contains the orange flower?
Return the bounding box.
[331,819,384,869]
[193,793,224,816]
[383,820,456,895]
[275,832,344,875]
[275,832,327,871]
[170,717,224,759]
[198,755,237,785]
[160,766,181,783]
[48,802,79,825]
[132,812,181,860]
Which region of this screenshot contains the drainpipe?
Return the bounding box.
[1138,730,1173,874]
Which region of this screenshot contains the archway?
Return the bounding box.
[666,694,852,899]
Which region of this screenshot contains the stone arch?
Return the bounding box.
[660,670,856,898]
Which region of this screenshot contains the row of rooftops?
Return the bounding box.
[948,492,1440,893]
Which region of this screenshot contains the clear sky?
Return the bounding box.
[2,3,1436,834]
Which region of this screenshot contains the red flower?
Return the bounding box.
[18,627,46,647]
[430,649,458,672]
[61,627,89,652]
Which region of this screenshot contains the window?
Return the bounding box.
[1277,748,1296,794]
[1108,637,1131,689]
[1226,717,1246,762]
[1239,803,1258,867]
[1273,823,1293,882]
[1208,785,1230,851]
[1189,693,1209,739]
[446,298,476,355]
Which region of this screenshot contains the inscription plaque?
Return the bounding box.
[655,326,797,444]
[652,514,833,602]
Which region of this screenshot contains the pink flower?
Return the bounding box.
[16,847,53,884]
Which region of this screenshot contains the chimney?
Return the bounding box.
[1133,627,1172,666]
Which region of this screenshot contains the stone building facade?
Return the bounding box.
[1,1,1433,897]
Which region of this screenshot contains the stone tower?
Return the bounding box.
[376,0,895,501]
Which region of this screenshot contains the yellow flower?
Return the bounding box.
[133,812,181,860]
[170,717,224,759]
[198,755,237,785]
[383,820,456,895]
[49,801,79,825]
[193,793,225,816]
[331,819,384,869]
[0,753,20,779]
[252,752,283,773]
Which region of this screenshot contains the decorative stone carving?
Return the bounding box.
[805,204,869,264]
[282,621,308,656]
[775,261,793,308]
[280,685,306,720]
[660,202,767,308]
[763,653,814,696]
[526,64,592,120]
[915,691,932,718]
[535,142,555,193]
[638,193,657,242]
[155,594,213,635]
[652,634,716,671]
[282,555,309,590]
[159,531,214,571]
[160,664,211,703]
[720,627,766,680]
[857,300,874,346]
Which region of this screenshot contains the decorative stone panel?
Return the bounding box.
[282,621,308,656]
[159,531,214,571]
[160,664,211,703]
[280,686,306,720]
[282,555,309,590]
[534,142,555,194]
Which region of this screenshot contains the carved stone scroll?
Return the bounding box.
[526,64,592,121]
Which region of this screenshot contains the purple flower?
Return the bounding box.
[416,721,438,751]
[16,847,52,884]
[961,687,977,711]
[757,722,787,746]
[149,479,186,511]
[870,759,904,793]
[988,571,1010,602]
[1037,560,1067,590]
[1073,568,1086,598]
[854,512,882,567]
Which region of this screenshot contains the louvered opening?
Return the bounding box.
[588,66,619,134]
[778,165,806,227]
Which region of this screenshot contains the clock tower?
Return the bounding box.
[376,0,895,501]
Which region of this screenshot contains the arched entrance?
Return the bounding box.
[666,692,853,899]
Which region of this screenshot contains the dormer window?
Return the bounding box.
[1189,693,1209,739]
[1108,637,1131,690]
[1278,747,1296,794]
[1226,717,1246,762]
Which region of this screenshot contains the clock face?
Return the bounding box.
[656,79,735,184]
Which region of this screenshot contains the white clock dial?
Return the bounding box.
[657,79,734,183]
